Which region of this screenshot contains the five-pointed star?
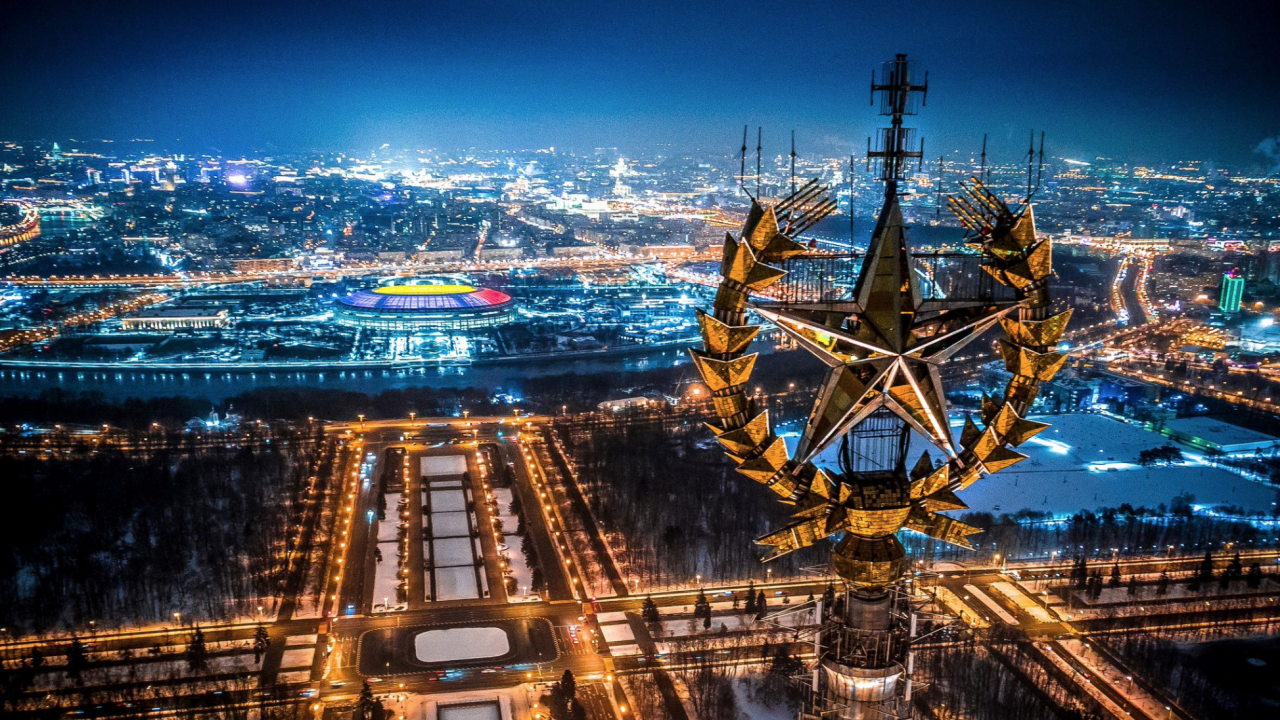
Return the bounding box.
[754,201,1018,466]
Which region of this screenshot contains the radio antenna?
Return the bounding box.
[1025,129,1036,203]
[979,133,988,183]
[935,155,944,224]
[866,53,927,198]
[756,127,762,198]
[850,153,855,250]
[1033,131,1046,200]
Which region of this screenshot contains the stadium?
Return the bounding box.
[334,279,517,332]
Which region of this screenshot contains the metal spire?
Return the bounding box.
[756,126,762,198]
[867,53,928,197]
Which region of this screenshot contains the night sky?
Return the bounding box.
[4,0,1277,167]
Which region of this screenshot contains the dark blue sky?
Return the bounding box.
[4,0,1277,167]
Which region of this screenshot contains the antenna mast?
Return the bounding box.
[1034,131,1046,201]
[739,125,749,198]
[1025,129,1036,202]
[935,155,944,223]
[790,130,797,194]
[979,133,988,184]
[849,153,855,249]
[866,53,928,198]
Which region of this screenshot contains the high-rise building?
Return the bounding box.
[1219,270,1244,314]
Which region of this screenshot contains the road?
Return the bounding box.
[929,550,1280,719]
[313,420,616,718]
[8,414,1280,720]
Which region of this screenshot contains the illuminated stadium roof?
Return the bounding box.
[338,283,512,312]
[334,280,516,331]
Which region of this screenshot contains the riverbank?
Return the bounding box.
[0,333,702,373]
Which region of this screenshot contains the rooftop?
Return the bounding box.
[124,307,229,318]
[1161,416,1280,447]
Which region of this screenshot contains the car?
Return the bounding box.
[299,688,317,698]
[367,677,383,683]
[329,681,347,688]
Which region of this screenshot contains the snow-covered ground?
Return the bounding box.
[1035,642,1129,718]
[432,511,471,537]
[787,412,1279,515]
[438,703,502,720]
[961,415,1278,514]
[1059,639,1171,719]
[431,479,464,489]
[503,533,536,600]
[962,584,1019,625]
[25,654,261,692]
[431,489,467,513]
[647,606,818,642]
[377,493,402,542]
[433,537,476,567]
[990,581,1055,623]
[435,566,480,601]
[422,455,467,477]
[414,627,510,662]
[492,488,517,523]
[733,675,797,720]
[382,690,524,720]
[279,647,315,670]
[609,642,641,656]
[1080,577,1279,606]
[373,541,401,605]
[600,621,635,644]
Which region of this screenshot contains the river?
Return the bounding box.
[0,347,695,402]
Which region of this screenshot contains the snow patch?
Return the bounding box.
[376,493,402,542]
[439,704,502,720]
[372,541,402,605]
[432,511,472,537]
[422,455,468,477]
[414,627,510,663]
[279,647,315,670]
[600,622,635,643]
[433,537,475,567]
[431,489,467,513]
[435,566,480,601]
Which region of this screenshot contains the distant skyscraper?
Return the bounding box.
[1220,270,1244,314]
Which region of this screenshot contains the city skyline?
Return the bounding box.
[5,1,1280,168]
[4,7,1280,720]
